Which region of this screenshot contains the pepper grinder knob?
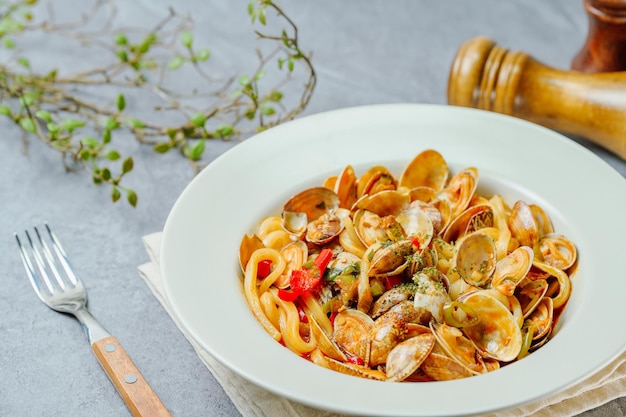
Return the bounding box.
[572,0,626,73]
[447,36,626,160]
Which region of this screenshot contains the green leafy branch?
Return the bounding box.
[0,0,316,206]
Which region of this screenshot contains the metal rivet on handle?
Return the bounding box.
[104,343,116,352]
[124,373,138,384]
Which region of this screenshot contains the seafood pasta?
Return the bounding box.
[238,149,576,381]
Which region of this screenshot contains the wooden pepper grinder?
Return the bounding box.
[447,36,626,160]
[572,0,626,73]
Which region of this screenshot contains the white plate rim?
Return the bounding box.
[161,103,626,417]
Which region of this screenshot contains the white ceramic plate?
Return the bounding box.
[161,104,626,417]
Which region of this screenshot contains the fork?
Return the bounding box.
[15,224,172,417]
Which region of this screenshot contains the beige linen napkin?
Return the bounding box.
[138,232,625,417]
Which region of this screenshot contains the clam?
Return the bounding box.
[368,301,419,366]
[421,342,475,381]
[367,239,415,278]
[370,282,418,318]
[399,149,449,192]
[491,246,534,296]
[442,204,494,243]
[525,296,554,343]
[407,186,438,203]
[396,204,435,249]
[430,322,485,375]
[352,189,410,217]
[440,167,478,219]
[508,200,539,249]
[457,290,523,362]
[352,209,392,247]
[539,233,577,271]
[306,212,344,245]
[310,349,386,380]
[356,165,397,197]
[517,278,548,318]
[283,186,340,221]
[308,315,347,362]
[239,234,265,273]
[282,211,307,236]
[334,164,358,209]
[385,333,436,382]
[276,240,308,288]
[452,231,497,287]
[332,309,374,361]
[530,203,554,237]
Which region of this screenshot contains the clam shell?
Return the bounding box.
[458,290,523,362]
[399,149,449,192]
[385,333,436,382]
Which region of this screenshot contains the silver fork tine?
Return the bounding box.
[45,223,80,287]
[16,231,55,297]
[34,225,67,291]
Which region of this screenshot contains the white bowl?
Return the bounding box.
[161,104,626,416]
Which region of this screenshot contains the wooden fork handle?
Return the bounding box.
[92,336,172,417]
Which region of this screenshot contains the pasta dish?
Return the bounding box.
[238,149,576,381]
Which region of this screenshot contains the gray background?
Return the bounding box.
[1,1,624,416]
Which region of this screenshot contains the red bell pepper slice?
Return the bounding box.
[256,259,272,279]
[384,275,404,291]
[277,288,300,302]
[314,248,333,271]
[281,249,334,301]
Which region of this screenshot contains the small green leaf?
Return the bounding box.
[79,149,92,161]
[105,150,121,161]
[102,129,111,144]
[180,30,193,48]
[267,90,283,102]
[19,94,34,107]
[114,33,128,46]
[116,93,126,112]
[122,157,134,173]
[126,118,144,128]
[17,57,30,68]
[3,38,15,49]
[126,189,138,207]
[238,74,251,87]
[101,168,111,181]
[116,50,128,62]
[215,124,234,138]
[186,139,205,161]
[153,142,171,153]
[104,117,119,130]
[137,33,157,54]
[254,70,266,81]
[260,105,275,116]
[111,186,121,202]
[45,69,58,81]
[19,117,36,133]
[61,118,85,133]
[81,137,100,148]
[195,48,210,61]
[46,122,60,135]
[168,56,184,70]
[0,105,11,116]
[190,112,206,128]
[35,110,52,122]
